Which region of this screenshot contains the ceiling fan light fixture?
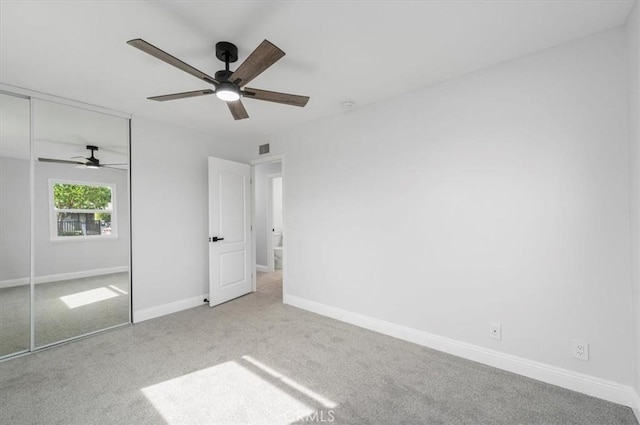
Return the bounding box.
[215,83,240,102]
[86,164,100,169]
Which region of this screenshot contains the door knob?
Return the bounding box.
[209,236,225,242]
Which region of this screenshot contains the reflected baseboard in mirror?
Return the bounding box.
[34,271,130,347]
[1,271,130,352]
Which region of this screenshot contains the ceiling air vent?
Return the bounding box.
[259,143,270,155]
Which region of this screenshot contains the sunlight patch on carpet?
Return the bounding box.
[108,284,128,295]
[141,361,315,425]
[59,287,119,309]
[242,355,338,409]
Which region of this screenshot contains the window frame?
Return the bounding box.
[48,179,118,242]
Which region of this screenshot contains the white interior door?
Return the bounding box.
[208,157,252,307]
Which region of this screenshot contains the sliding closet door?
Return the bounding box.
[0,92,31,358]
[32,99,130,348]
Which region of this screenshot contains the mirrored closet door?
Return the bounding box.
[33,99,130,348]
[0,90,131,358]
[0,92,31,357]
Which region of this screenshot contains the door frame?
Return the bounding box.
[266,172,282,272]
[249,154,285,294]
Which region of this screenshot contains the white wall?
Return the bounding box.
[33,161,130,278]
[131,117,252,321]
[0,157,30,281]
[264,28,634,390]
[627,0,640,411]
[0,93,30,283]
[254,161,281,267]
[0,156,130,283]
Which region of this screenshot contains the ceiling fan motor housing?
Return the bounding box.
[215,70,234,82]
[86,145,100,165]
[215,41,238,63]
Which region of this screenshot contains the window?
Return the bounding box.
[49,180,117,240]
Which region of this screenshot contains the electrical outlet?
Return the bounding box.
[572,340,589,361]
[489,322,501,340]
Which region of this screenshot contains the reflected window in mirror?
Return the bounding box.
[49,180,117,240]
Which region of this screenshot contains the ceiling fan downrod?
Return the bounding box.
[215,41,238,82]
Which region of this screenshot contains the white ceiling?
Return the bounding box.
[0,0,635,144]
[0,93,128,162]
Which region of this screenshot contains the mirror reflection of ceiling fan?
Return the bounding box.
[127,38,310,120]
[38,145,127,170]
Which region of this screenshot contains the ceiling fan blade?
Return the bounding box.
[38,158,85,165]
[227,100,249,120]
[148,89,215,102]
[242,87,309,107]
[101,166,128,171]
[229,40,285,87]
[127,39,218,85]
[100,163,128,166]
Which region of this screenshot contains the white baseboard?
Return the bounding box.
[133,294,208,323]
[256,264,269,272]
[1,266,129,289]
[284,294,637,409]
[0,277,30,288]
[632,389,640,424]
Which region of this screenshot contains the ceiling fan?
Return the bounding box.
[38,145,127,170]
[127,38,310,120]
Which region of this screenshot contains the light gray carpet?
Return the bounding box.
[0,271,636,425]
[0,272,129,356]
[256,269,282,296]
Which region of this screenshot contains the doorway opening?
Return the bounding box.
[252,157,283,300]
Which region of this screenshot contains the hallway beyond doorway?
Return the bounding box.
[256,270,282,300]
